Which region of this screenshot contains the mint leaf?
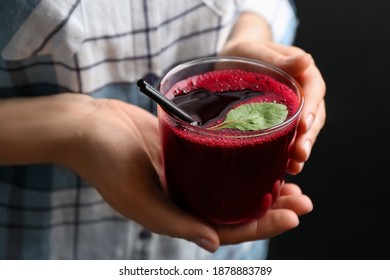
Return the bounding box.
[208,102,288,131]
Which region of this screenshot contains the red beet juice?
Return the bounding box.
[159,63,303,225]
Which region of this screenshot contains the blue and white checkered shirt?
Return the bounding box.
[0,0,297,259]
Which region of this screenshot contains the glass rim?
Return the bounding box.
[159,56,304,138]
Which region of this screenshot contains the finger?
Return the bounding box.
[297,63,326,135]
[289,99,326,167]
[216,209,299,244]
[254,44,325,157]
[286,160,304,175]
[215,182,313,244]
[272,194,313,216]
[223,41,312,77]
[258,42,313,77]
[265,44,326,147]
[266,41,307,56]
[134,185,220,252]
[247,42,312,77]
[275,183,313,215]
[279,183,303,196]
[113,154,220,253]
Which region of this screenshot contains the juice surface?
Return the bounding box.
[160,69,300,224]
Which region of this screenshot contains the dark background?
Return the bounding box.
[267,0,390,259]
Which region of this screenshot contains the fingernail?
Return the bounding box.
[193,237,218,253]
[305,113,314,132]
[304,140,312,158]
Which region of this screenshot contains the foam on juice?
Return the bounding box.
[165,69,300,148]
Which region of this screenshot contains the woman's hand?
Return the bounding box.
[209,11,326,248]
[220,40,326,174]
[0,93,314,252]
[54,95,312,252]
[215,183,313,244]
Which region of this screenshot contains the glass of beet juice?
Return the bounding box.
[158,57,304,225]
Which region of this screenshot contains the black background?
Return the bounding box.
[267,0,390,259]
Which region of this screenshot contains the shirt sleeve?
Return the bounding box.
[0,0,42,54]
[1,0,84,61]
[238,0,298,45]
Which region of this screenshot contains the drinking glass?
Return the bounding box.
[158,56,304,225]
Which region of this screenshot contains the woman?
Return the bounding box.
[0,0,325,259]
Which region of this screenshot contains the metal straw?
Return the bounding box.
[137,79,199,126]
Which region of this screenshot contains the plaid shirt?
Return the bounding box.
[0,0,297,259]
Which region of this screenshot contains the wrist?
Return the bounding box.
[227,12,271,43]
[219,12,271,58]
[0,93,95,165]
